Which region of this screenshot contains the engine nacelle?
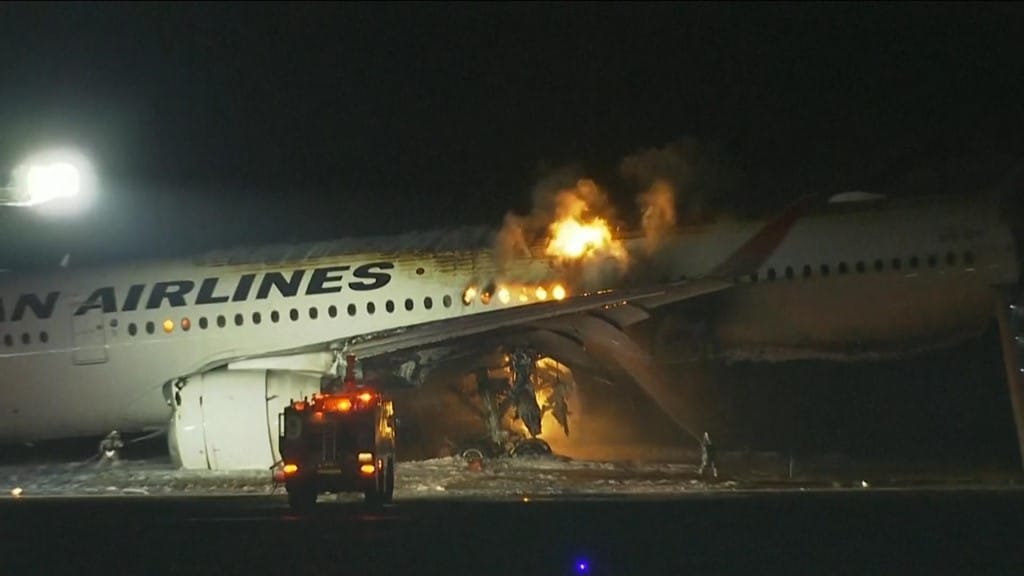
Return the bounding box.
[168,370,321,470]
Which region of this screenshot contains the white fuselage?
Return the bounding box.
[0,196,1018,443]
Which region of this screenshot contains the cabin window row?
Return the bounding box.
[112,294,457,337]
[742,251,974,283]
[2,332,49,347]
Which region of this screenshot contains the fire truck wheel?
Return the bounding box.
[364,468,385,506]
[287,484,317,512]
[383,458,395,503]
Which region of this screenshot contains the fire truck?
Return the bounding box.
[277,367,396,511]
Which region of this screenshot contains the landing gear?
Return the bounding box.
[510,438,552,457]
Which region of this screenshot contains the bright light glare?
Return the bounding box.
[22,163,80,206]
[11,487,23,497]
[552,284,567,301]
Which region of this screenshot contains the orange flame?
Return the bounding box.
[543,182,626,262]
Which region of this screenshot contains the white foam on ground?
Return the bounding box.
[1,455,729,499]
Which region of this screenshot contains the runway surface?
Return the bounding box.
[2,488,1023,575]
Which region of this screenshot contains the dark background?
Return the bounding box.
[0,3,1021,466]
[0,3,1021,267]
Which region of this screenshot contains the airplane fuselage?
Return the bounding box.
[0,196,1018,444]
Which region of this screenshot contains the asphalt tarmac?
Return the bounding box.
[1,488,1022,576]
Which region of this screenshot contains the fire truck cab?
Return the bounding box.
[278,382,396,511]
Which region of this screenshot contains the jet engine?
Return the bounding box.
[166,369,321,470]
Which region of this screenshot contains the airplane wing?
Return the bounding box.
[341,277,732,360]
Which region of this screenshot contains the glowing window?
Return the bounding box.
[181,318,191,331]
[424,296,433,309]
[163,319,175,333]
[146,321,155,334]
[309,307,318,320]
[216,315,226,328]
[386,300,395,313]
[328,305,337,318]
[289,309,299,322]
[252,312,261,325]
[347,303,357,317]
[443,295,452,308]
[405,298,414,311]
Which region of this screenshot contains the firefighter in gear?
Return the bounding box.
[98,430,124,466]
[698,432,718,479]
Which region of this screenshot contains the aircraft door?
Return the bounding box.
[71,304,108,364]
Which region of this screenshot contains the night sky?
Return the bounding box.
[0,3,1021,267]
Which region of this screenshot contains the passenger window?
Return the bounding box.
[909,256,919,269]
[309,307,318,320]
[367,302,376,315]
[891,258,901,270]
[40,332,49,344]
[424,296,434,309]
[927,254,937,268]
[270,311,280,323]
[289,309,299,322]
[802,265,812,278]
[3,334,11,346]
[785,267,794,280]
[199,317,209,330]
[386,300,395,313]
[855,261,865,273]
[217,315,226,328]
[347,303,357,317]
[21,333,30,345]
[252,312,262,325]
[128,324,138,336]
[405,298,414,311]
[110,319,119,329]
[146,321,156,334]
[946,251,956,266]
[234,313,243,326]
[749,272,759,283]
[328,305,337,318]
[874,259,884,272]
[820,264,830,277]
[838,262,848,275]
[443,295,453,308]
[767,268,776,281]
[964,251,974,265]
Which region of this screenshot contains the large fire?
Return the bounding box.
[543,181,626,262]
